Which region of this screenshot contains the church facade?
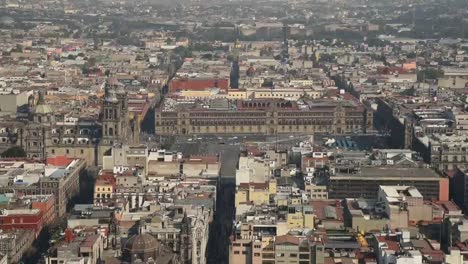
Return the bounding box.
[0,78,134,166]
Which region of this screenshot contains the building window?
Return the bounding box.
[66,149,70,154]
[51,149,55,154]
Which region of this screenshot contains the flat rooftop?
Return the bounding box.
[332,167,441,180]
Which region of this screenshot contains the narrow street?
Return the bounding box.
[204,145,238,264]
[207,180,235,264]
[167,138,240,263]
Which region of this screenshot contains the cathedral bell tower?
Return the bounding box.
[102,80,123,146]
[115,80,129,141]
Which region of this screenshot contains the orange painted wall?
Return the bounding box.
[439,178,449,202]
[31,195,56,225]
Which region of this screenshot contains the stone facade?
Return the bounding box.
[156,99,372,135]
[0,230,35,264]
[0,79,133,166]
[431,142,468,172]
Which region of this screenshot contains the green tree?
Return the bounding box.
[261,79,274,87]
[202,53,213,60]
[174,46,193,58]
[399,86,416,96]
[1,146,26,158]
[417,68,444,82]
[82,66,91,75]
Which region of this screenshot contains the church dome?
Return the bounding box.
[123,234,159,262]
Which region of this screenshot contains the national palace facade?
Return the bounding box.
[155,97,373,135]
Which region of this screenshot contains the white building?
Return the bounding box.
[235,156,271,186]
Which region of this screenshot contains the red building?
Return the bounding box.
[98,170,117,189]
[30,194,56,225]
[47,155,74,167]
[0,209,44,237]
[169,78,229,93]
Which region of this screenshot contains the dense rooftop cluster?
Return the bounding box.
[0,0,468,263]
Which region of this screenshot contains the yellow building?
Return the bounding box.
[229,236,275,264]
[94,179,114,203]
[235,182,270,207]
[287,205,315,230]
[305,183,328,200]
[287,211,304,229]
[251,87,322,100]
[276,197,288,207]
[235,189,248,208]
[289,196,302,205]
[175,89,251,100]
[178,89,222,99]
[268,179,277,195]
[227,90,249,99]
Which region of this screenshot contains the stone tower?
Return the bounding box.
[102,79,128,146]
[33,90,54,124]
[23,89,54,159]
[179,213,192,264]
[114,79,129,141]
